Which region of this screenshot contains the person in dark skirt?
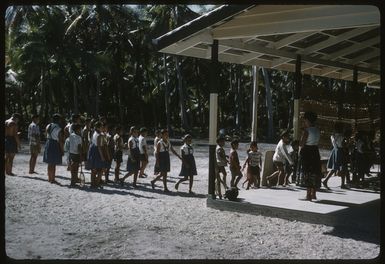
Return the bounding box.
[175,134,197,194]
[299,111,322,201]
[242,141,262,190]
[138,127,149,178]
[87,122,106,188]
[322,122,348,189]
[120,126,140,187]
[68,124,83,187]
[43,113,64,184]
[113,126,124,182]
[150,129,182,192]
[153,129,162,177]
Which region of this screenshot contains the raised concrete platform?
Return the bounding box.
[207,176,380,229]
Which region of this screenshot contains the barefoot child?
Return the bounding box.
[153,129,161,177]
[120,126,140,187]
[69,124,83,187]
[28,114,41,174]
[151,129,182,192]
[215,136,228,199]
[113,126,124,182]
[266,131,294,187]
[175,134,197,193]
[43,113,64,184]
[87,121,106,189]
[100,123,113,184]
[138,127,149,178]
[229,139,242,189]
[242,141,262,189]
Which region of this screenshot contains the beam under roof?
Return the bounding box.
[153,4,380,85]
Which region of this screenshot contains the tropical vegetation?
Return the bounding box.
[5,4,380,142]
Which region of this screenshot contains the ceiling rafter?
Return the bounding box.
[155,5,380,85]
[300,26,377,55]
[323,36,379,60]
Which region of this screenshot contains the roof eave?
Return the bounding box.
[152,4,255,51]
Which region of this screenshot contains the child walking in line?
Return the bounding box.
[68,124,83,187]
[286,140,299,184]
[138,127,149,178]
[120,126,140,187]
[113,126,124,182]
[229,139,243,189]
[153,129,161,177]
[43,113,64,184]
[151,129,182,192]
[215,136,228,199]
[266,131,294,187]
[28,114,41,174]
[87,121,106,189]
[175,134,197,194]
[242,141,262,190]
[100,123,112,184]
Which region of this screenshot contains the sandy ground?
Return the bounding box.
[5,141,380,260]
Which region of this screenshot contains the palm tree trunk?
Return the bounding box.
[73,80,79,114]
[163,54,171,133]
[95,72,100,116]
[236,65,242,130]
[175,56,189,131]
[39,68,45,118]
[262,68,274,141]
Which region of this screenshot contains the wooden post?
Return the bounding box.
[353,66,358,130]
[293,55,302,140]
[251,65,259,141]
[208,40,219,199]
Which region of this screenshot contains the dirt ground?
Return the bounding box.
[4,141,380,260]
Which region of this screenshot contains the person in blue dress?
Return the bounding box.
[322,122,348,189]
[175,134,197,194]
[43,113,64,184]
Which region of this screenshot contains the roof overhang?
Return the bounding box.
[153,4,381,87]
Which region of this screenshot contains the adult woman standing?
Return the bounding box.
[299,111,322,201]
[43,114,64,184]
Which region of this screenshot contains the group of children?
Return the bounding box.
[7,111,378,200]
[322,123,378,190]
[39,113,199,193]
[214,137,263,199]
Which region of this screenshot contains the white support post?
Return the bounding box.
[209,94,218,145]
[251,65,259,141]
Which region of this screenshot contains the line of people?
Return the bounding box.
[5,113,199,194]
[5,112,378,200]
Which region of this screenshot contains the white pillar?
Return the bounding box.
[251,65,259,141]
[209,94,218,145]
